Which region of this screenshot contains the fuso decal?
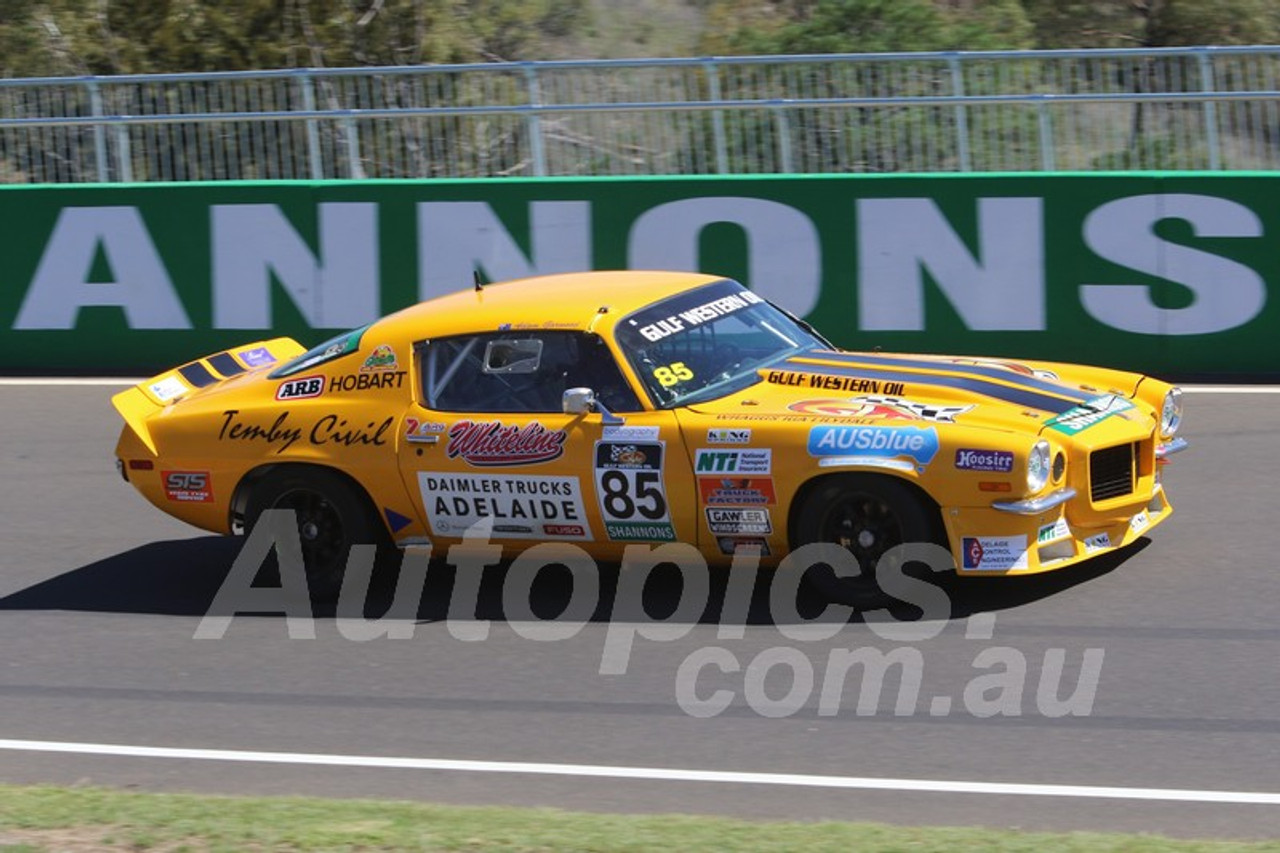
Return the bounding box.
[445,420,567,466]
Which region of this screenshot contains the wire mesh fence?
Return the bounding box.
[1,46,1278,183]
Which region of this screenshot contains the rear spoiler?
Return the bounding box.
[110,337,304,454]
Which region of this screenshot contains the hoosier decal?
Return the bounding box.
[446,420,568,466]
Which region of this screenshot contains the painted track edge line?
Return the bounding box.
[0,739,1277,805]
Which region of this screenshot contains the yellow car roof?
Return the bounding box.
[382,270,726,336]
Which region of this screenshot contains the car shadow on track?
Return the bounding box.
[0,534,1145,626]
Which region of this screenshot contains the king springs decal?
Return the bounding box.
[445,420,568,466]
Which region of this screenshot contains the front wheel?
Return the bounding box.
[791,474,944,606]
[244,467,389,603]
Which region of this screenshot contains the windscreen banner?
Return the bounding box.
[0,174,1274,377]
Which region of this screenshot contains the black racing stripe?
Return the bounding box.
[806,350,1089,403]
[207,352,245,378]
[780,359,1078,414]
[177,361,217,388]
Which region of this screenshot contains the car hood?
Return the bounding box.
[685,350,1151,436]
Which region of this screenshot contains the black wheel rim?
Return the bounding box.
[272,488,346,585]
[818,490,904,581]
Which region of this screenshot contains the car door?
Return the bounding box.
[395,330,697,560]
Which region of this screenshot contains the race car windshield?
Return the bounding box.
[268,324,370,379]
[615,280,827,408]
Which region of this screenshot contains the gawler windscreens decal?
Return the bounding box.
[417,472,591,540]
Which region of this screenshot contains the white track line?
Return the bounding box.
[0,738,1277,805]
[0,378,1279,393]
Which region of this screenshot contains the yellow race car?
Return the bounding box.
[112,270,1185,602]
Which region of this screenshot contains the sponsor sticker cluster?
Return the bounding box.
[954,448,1015,473]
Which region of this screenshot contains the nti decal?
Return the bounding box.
[954,448,1015,473]
[790,396,972,423]
[418,472,591,540]
[275,375,324,401]
[163,470,212,503]
[693,448,772,475]
[807,425,939,467]
[698,477,777,506]
[1046,395,1135,434]
[1037,517,1071,543]
[445,420,567,466]
[594,441,675,541]
[961,535,1029,571]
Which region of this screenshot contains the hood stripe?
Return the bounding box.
[801,351,1090,403]
[780,359,1079,414]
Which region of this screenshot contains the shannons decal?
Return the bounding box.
[1046,395,1135,434]
[790,396,972,423]
[418,472,591,541]
[807,425,939,467]
[445,420,568,466]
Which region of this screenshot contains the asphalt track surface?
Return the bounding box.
[1,385,1278,839]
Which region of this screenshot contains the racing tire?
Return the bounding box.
[792,473,945,607]
[244,467,391,604]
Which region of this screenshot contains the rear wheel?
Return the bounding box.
[244,467,389,603]
[792,474,943,606]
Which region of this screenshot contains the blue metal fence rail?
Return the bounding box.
[2,46,1278,182]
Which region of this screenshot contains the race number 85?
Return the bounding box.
[600,470,667,520]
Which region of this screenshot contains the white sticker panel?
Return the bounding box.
[418,472,591,540]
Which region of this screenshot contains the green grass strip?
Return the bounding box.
[1,784,1278,852]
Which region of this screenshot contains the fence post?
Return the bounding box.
[704,59,728,174]
[113,121,133,183]
[86,78,110,181]
[523,63,547,177]
[298,71,323,180]
[772,102,793,173]
[946,53,971,172]
[1196,48,1221,170]
[1037,96,1055,172]
[343,115,363,178]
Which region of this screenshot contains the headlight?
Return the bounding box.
[1027,439,1051,494]
[1161,387,1183,437]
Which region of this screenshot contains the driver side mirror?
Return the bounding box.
[562,387,624,425]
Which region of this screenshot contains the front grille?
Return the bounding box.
[1090,443,1135,502]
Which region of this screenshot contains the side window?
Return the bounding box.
[420,332,642,413]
